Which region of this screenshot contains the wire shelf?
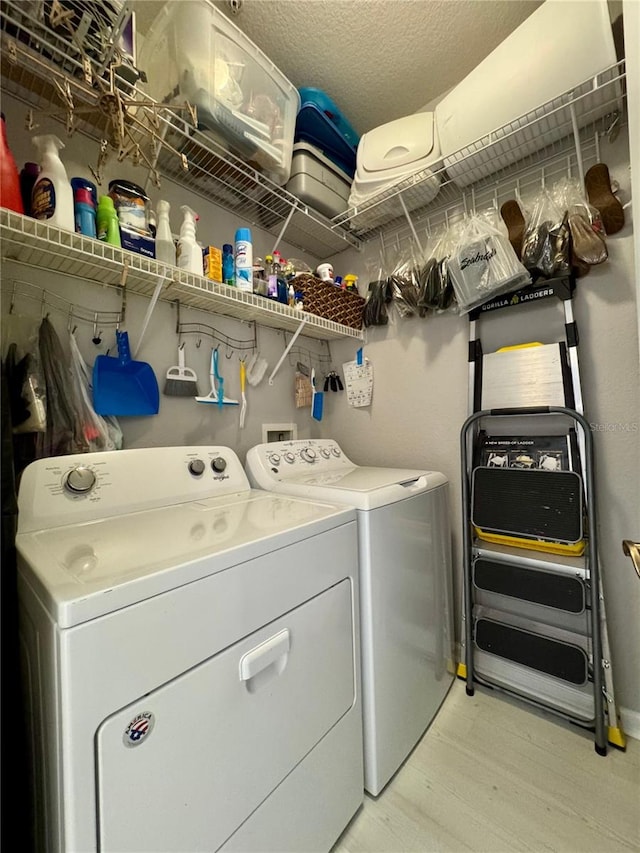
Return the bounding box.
[0,209,363,341]
[333,62,627,244]
[0,0,360,260]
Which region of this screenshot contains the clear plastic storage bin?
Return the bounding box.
[138,0,300,185]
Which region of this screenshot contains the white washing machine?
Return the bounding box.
[245,439,455,796]
[16,446,363,853]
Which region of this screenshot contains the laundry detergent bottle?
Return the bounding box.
[0,113,24,214]
[31,134,74,230]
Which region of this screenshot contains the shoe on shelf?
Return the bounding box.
[584,163,625,235]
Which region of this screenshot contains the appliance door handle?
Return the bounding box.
[622,540,640,579]
[239,629,291,681]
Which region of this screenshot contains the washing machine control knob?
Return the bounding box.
[331,447,341,457]
[64,466,96,494]
[301,447,317,463]
[211,457,227,473]
[284,452,295,464]
[268,453,281,465]
[320,447,331,458]
[188,459,205,476]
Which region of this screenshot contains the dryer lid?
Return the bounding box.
[16,491,355,627]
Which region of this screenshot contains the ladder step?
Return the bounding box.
[475,617,588,685]
[472,467,584,547]
[474,558,586,613]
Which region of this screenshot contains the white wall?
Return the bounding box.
[326,133,640,728]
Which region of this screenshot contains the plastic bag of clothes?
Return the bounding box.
[363,242,393,327]
[448,214,531,314]
[416,225,459,315]
[387,238,421,319]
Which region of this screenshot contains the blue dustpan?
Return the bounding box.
[93,330,160,416]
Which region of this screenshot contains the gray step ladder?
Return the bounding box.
[458,276,625,755]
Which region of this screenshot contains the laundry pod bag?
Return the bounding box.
[448,215,531,314]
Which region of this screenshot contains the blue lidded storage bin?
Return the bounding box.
[295,87,360,179]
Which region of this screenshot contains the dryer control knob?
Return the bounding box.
[211,457,227,473]
[64,466,96,495]
[188,459,206,476]
[301,448,317,463]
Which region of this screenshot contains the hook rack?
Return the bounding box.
[6,278,124,330]
[174,301,257,354]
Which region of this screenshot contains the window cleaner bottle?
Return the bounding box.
[234,227,253,292]
[96,195,121,247]
[0,113,24,214]
[155,199,176,265]
[222,243,235,286]
[177,205,202,275]
[31,134,74,230]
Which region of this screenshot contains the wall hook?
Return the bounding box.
[92,314,102,345]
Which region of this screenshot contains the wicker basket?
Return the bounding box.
[295,274,366,330]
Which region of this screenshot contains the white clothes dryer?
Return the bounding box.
[245,439,455,796]
[16,446,363,853]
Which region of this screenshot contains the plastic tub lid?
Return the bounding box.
[358,112,437,176]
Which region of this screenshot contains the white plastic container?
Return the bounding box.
[436,0,619,187]
[347,112,442,230]
[139,0,300,185]
[177,205,202,275]
[30,135,74,231]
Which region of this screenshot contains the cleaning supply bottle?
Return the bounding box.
[177,205,202,275]
[1,114,24,214]
[234,227,253,292]
[19,163,40,217]
[155,199,176,265]
[96,195,121,246]
[31,134,73,229]
[265,253,276,298]
[222,243,235,286]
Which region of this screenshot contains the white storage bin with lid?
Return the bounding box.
[347,112,442,229]
[286,142,352,219]
[138,0,300,185]
[436,0,620,187]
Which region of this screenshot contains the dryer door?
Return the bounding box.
[95,579,355,852]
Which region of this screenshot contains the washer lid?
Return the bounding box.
[271,467,448,511]
[16,491,355,628]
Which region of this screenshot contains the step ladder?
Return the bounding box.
[457,275,625,755]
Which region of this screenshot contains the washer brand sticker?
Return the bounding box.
[123,712,155,747]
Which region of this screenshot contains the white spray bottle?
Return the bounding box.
[31,135,74,230]
[155,199,176,265]
[177,205,202,275]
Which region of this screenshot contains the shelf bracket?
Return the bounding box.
[268,317,308,385]
[133,274,170,358]
[271,200,299,255]
[399,196,424,254]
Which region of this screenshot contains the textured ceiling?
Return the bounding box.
[132,0,543,135]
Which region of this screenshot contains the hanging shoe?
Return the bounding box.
[568,212,608,265]
[500,199,526,259]
[584,163,625,235]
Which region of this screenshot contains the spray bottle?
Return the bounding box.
[155,200,176,265]
[31,135,74,230]
[234,227,253,292]
[177,205,202,275]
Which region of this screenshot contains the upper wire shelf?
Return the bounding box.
[0,0,360,259]
[0,209,363,341]
[333,61,627,245]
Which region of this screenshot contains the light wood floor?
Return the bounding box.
[333,679,640,853]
